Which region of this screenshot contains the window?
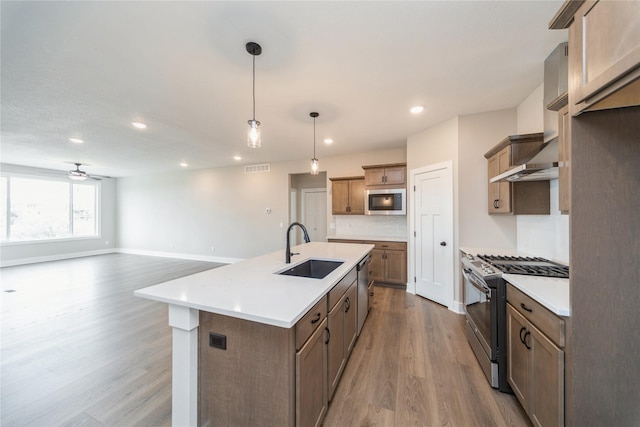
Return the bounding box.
[1,174,99,243]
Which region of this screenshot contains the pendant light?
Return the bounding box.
[246,42,262,148]
[310,112,320,175]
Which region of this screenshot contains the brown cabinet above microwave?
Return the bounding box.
[362,163,406,188]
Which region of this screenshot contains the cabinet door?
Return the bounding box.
[558,105,571,214]
[331,180,350,214]
[384,166,406,185]
[385,250,407,284]
[369,249,384,282]
[344,283,357,356]
[348,179,365,215]
[327,298,345,400]
[364,168,385,186]
[569,0,640,114]
[507,304,530,413]
[530,323,565,427]
[296,318,328,427]
[488,154,501,213]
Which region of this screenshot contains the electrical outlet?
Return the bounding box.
[211,245,215,252]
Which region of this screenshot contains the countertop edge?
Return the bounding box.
[503,273,571,317]
[135,242,374,328]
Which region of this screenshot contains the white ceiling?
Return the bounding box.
[0,1,567,178]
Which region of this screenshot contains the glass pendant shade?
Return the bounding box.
[310,158,319,175]
[247,119,261,148]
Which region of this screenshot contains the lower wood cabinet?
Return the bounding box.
[507,283,565,427]
[296,318,328,427]
[369,242,407,286]
[198,266,364,427]
[327,281,357,400]
[328,238,407,287]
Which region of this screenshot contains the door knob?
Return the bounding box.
[440,241,447,246]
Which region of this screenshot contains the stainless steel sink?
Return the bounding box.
[278,259,344,279]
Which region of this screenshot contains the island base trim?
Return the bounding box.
[168,304,199,427]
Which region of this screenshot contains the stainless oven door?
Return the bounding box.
[462,266,495,361]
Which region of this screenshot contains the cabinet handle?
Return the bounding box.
[440,241,447,246]
[523,331,531,350]
[310,312,321,324]
[325,327,330,345]
[345,297,351,312]
[520,303,533,313]
[493,200,500,209]
[519,326,527,344]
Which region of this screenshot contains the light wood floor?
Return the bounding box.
[1,254,529,426]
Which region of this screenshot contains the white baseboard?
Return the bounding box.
[1,248,244,268]
[0,249,116,267]
[117,248,243,264]
[449,301,465,315]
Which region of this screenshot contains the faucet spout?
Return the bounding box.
[285,222,311,263]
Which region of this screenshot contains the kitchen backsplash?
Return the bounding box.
[332,215,408,238]
[516,180,569,263]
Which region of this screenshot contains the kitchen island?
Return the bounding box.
[135,241,373,427]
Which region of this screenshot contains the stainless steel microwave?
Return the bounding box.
[365,188,406,215]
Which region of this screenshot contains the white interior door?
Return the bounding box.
[302,188,327,242]
[413,162,453,308]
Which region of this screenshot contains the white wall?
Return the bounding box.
[0,163,117,266]
[117,148,406,261]
[406,110,518,306]
[458,109,518,249]
[515,83,569,263]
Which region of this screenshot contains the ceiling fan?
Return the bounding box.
[67,163,111,181]
[41,163,111,181]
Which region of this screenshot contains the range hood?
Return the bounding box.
[485,132,559,183]
[490,162,559,183]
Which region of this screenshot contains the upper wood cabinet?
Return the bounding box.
[487,146,513,214]
[484,134,550,215]
[550,0,640,115]
[329,177,364,215]
[558,104,571,214]
[362,163,406,187]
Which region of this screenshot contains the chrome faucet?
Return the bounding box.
[286,222,311,263]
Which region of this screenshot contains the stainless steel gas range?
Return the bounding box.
[461,252,569,393]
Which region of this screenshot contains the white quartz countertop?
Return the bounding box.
[503,274,570,317]
[329,235,408,243]
[134,242,374,328]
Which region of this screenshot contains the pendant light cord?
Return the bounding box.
[313,116,316,158]
[252,55,256,121]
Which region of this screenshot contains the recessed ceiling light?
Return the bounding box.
[180,162,188,167]
[410,106,424,114]
[69,138,84,144]
[131,122,147,129]
[324,138,334,144]
[233,156,242,161]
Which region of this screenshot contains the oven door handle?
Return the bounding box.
[463,268,491,296]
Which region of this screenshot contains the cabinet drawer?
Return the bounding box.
[372,241,406,251]
[327,239,365,244]
[296,296,327,350]
[328,268,357,310]
[507,283,565,348]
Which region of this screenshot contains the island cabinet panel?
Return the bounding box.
[296,318,328,427]
[199,312,296,427]
[327,280,358,400]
